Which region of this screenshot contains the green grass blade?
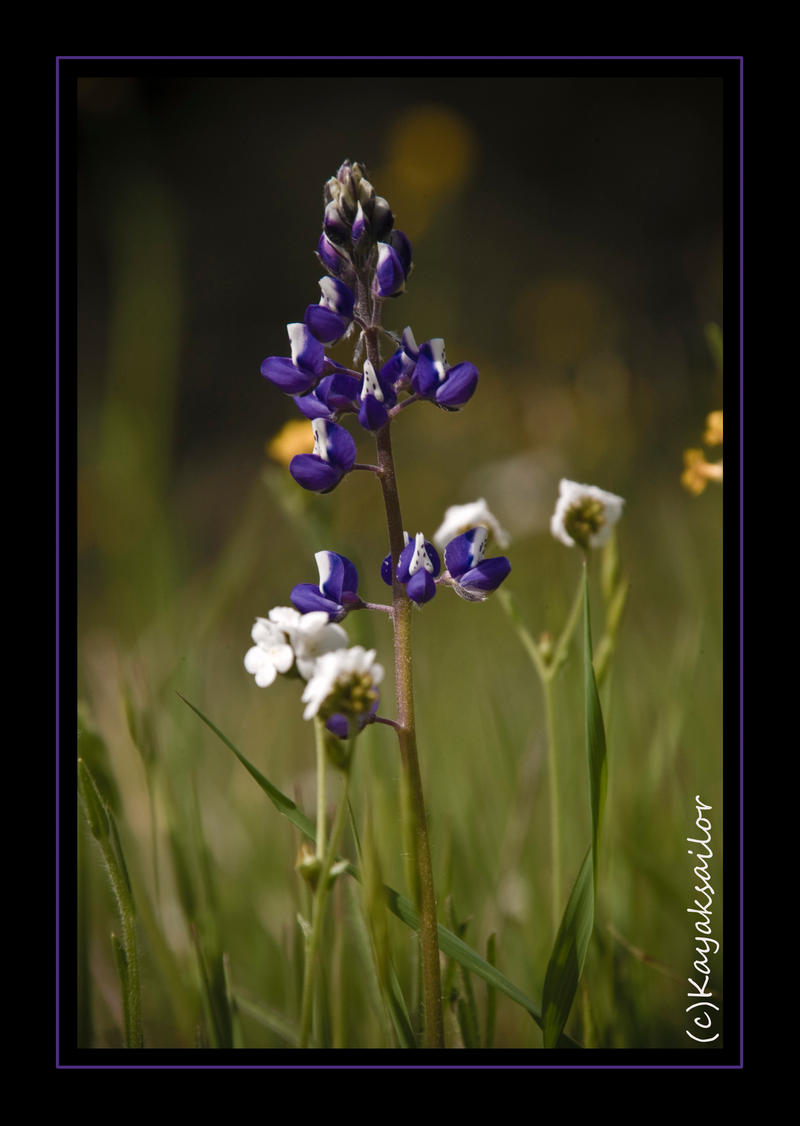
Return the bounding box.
[541,848,593,1047]
[179,693,582,1048]
[541,566,609,1047]
[78,759,143,1048]
[484,933,497,1049]
[177,693,316,840]
[232,990,300,1045]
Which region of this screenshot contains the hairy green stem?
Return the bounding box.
[362,321,444,1049]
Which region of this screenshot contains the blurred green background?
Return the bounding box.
[76,67,726,1050]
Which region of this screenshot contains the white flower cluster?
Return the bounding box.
[244,607,383,724]
[301,646,384,721]
[244,608,347,685]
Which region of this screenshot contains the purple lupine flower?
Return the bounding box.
[304,276,356,346]
[261,323,330,396]
[289,418,357,493]
[411,338,479,411]
[317,232,356,282]
[442,527,511,601]
[357,359,398,432]
[291,550,362,621]
[373,240,411,298]
[388,230,412,279]
[381,531,441,605]
[379,326,419,391]
[293,369,362,421]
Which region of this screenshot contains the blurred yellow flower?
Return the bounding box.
[681,449,723,496]
[703,410,724,446]
[267,419,314,465]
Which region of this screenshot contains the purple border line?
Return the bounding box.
[55,54,61,1067]
[743,57,748,1067]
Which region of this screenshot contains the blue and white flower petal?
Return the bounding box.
[373,242,407,298]
[291,551,361,621]
[391,532,441,604]
[304,276,356,345]
[435,361,479,410]
[293,371,361,421]
[317,231,355,281]
[289,418,357,493]
[443,527,511,601]
[380,326,419,391]
[357,359,397,431]
[388,230,413,279]
[261,323,328,395]
[411,338,478,410]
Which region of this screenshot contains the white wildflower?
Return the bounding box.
[550,479,625,550]
[243,618,295,687]
[301,646,384,722]
[244,607,348,688]
[283,610,349,679]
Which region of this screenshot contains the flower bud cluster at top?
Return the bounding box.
[260,160,481,495]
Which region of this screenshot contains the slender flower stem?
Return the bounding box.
[361,601,394,614]
[352,462,382,474]
[542,673,561,933]
[361,321,444,1049]
[314,717,328,860]
[497,576,584,937]
[299,748,354,1049]
[388,393,421,417]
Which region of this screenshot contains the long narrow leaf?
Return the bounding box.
[179,693,581,1048]
[541,849,593,1046]
[541,565,609,1047]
